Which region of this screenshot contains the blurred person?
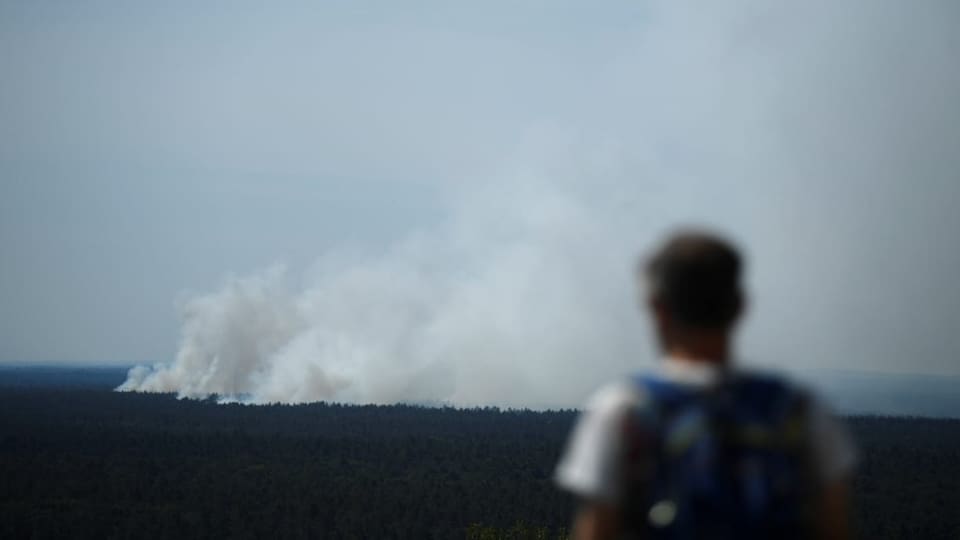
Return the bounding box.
[555,230,856,539]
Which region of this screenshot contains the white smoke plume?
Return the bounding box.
[118,2,960,406]
[119,176,649,407]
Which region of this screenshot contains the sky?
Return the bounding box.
[2,1,959,406]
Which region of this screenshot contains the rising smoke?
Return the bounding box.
[118,2,960,406]
[119,177,648,407]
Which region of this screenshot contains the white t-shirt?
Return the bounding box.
[555,358,858,503]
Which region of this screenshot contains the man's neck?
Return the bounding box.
[663,329,732,366]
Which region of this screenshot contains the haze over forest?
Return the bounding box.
[2,1,959,410]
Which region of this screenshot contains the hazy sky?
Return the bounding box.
[2,1,959,404]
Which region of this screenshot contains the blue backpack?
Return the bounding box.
[623,372,815,540]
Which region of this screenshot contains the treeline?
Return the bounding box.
[0,387,958,538]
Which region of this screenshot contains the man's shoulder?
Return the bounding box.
[730,368,821,407]
[731,368,813,394]
[582,367,826,418]
[634,364,825,416]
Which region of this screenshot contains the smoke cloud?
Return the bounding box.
[118,177,648,407]
[118,2,960,406]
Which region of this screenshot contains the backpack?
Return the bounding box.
[622,372,815,540]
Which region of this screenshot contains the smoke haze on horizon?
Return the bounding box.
[2,1,959,407]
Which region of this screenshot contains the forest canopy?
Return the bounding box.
[0,370,958,539]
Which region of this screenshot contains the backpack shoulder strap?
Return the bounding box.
[728,372,793,412]
[632,373,699,412]
[722,372,812,448]
[631,373,713,458]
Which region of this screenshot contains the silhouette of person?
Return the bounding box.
[555,229,856,539]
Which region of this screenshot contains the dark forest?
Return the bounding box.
[0,369,958,539]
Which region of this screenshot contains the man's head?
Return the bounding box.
[640,229,745,356]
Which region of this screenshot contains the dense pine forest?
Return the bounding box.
[1,368,958,539]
